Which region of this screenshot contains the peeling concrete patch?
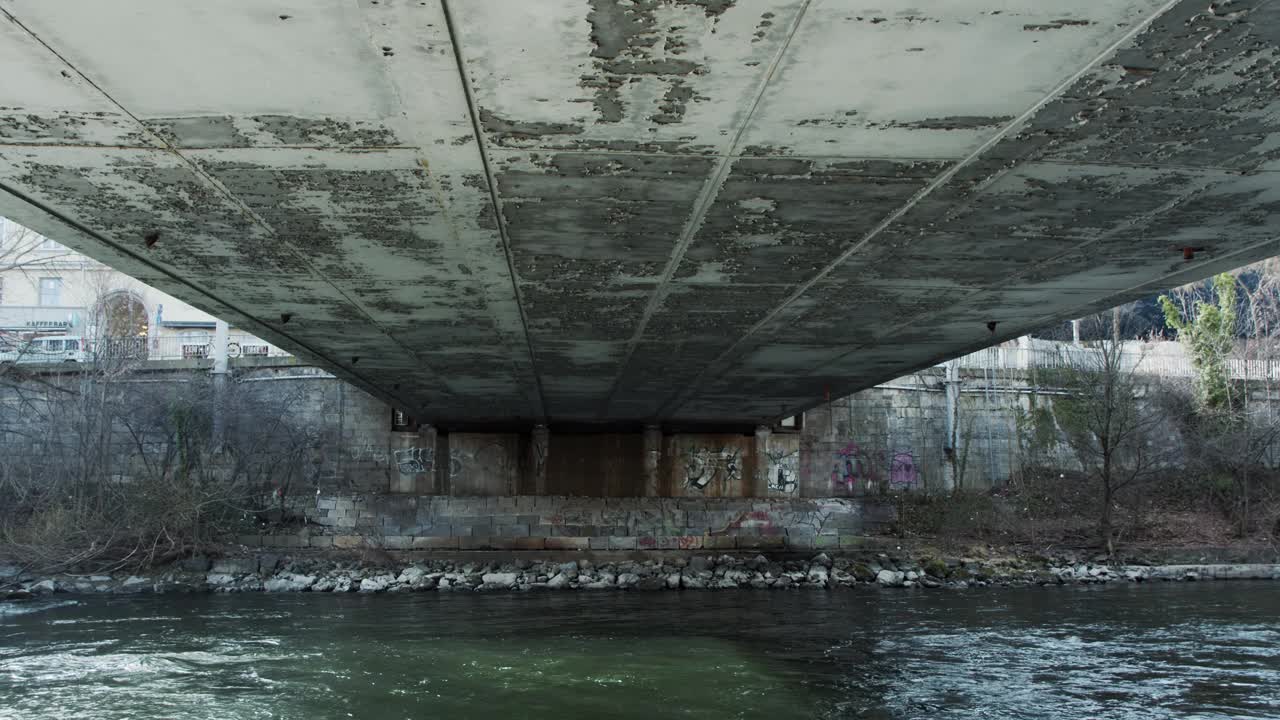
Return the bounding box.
[245,116,400,147]
[1023,19,1094,31]
[478,108,583,145]
[146,116,248,148]
[579,0,723,125]
[0,111,137,146]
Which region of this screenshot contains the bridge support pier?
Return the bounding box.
[530,424,549,495]
[417,424,438,494]
[754,425,771,497]
[642,425,662,496]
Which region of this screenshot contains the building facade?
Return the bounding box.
[0,217,284,359]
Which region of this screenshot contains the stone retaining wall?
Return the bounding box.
[244,495,896,553]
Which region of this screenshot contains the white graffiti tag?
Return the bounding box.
[394,447,433,475]
[685,447,742,491]
[766,449,799,494]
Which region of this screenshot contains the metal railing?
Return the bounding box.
[143,334,291,361]
[942,341,1280,381]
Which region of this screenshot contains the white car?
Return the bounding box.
[0,335,89,364]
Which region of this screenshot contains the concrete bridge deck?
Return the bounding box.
[1,0,1278,429]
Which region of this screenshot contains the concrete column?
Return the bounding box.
[531,424,549,495]
[754,425,771,497]
[210,318,229,452]
[416,424,437,494]
[642,424,662,496]
[437,433,451,496]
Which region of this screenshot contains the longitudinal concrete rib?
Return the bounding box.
[655,0,1185,421]
[800,166,1223,385]
[0,5,460,404]
[598,0,814,419]
[439,0,548,422]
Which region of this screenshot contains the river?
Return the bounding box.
[2,582,1279,719]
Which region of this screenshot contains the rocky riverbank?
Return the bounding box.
[5,551,1280,598]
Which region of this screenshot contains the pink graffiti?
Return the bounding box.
[889,451,919,489]
[832,442,875,493]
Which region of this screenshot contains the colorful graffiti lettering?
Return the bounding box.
[831,442,876,493]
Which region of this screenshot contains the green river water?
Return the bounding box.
[2,582,1279,719]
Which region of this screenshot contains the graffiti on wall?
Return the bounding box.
[765,449,799,493]
[831,441,877,493]
[830,442,920,492]
[684,446,742,491]
[393,447,463,479]
[889,451,919,490]
[345,444,388,465]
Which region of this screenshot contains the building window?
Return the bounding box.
[0,277,4,305]
[38,277,62,306]
[391,408,418,432]
[39,237,60,252]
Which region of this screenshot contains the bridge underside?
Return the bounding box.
[1,0,1278,428]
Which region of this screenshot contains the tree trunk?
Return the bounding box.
[1100,484,1114,557]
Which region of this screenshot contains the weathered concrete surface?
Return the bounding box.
[2,1,1279,428]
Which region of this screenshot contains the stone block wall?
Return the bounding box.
[242,495,895,553]
[8,358,1244,499]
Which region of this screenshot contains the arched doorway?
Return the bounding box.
[94,292,148,359]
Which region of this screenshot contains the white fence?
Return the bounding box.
[943,341,1280,381]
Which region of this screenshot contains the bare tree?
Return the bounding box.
[0,361,318,575]
[1052,322,1171,555]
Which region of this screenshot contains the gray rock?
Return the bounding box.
[812,553,832,568]
[807,565,830,586]
[689,556,712,573]
[481,572,519,589]
[398,566,427,585]
[205,573,238,587]
[28,579,57,594]
[665,573,682,589]
[876,570,905,587]
[617,573,640,588]
[264,574,316,592]
[636,576,665,591]
[359,575,393,593]
[211,558,256,575]
[546,573,569,589]
[681,574,707,590]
